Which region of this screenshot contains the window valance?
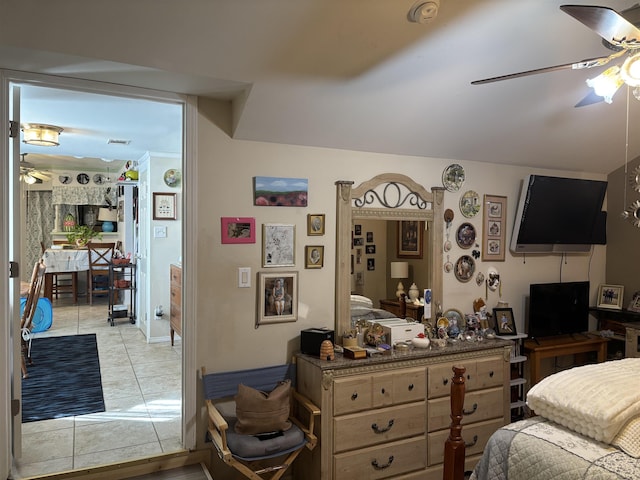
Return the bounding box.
[52,186,111,206]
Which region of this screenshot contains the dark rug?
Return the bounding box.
[21,333,105,423]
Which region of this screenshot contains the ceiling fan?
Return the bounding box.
[20,154,52,184]
[471,4,640,106]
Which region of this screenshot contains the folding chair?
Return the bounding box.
[20,260,47,378]
[202,363,320,480]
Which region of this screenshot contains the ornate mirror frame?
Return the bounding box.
[335,173,445,339]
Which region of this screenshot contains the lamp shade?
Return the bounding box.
[98,208,117,222]
[22,123,63,147]
[390,261,409,279]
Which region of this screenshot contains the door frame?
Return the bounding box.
[0,69,198,476]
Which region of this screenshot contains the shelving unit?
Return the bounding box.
[501,332,528,421]
[108,262,137,326]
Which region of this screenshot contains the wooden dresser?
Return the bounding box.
[169,264,182,346]
[379,298,424,321]
[295,340,511,480]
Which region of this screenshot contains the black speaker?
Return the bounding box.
[300,328,334,356]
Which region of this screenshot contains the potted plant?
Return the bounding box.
[65,225,102,247]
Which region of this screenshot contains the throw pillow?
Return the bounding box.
[234,380,292,435]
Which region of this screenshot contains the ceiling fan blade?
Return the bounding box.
[574,90,604,108]
[560,5,640,47]
[470,56,613,85]
[32,171,52,181]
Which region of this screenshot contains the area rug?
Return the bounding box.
[21,333,105,423]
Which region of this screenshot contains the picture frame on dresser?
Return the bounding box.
[597,284,624,310]
[493,307,517,335]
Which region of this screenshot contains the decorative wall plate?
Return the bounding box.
[93,173,106,185]
[487,267,500,291]
[164,169,181,187]
[454,255,475,282]
[58,174,72,185]
[76,173,90,185]
[443,309,464,328]
[442,164,465,192]
[456,222,476,249]
[459,190,480,218]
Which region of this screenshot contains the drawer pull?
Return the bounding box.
[465,435,478,448]
[371,419,394,434]
[442,378,449,386]
[463,403,478,415]
[380,388,385,394]
[371,455,394,470]
[351,392,358,401]
[408,383,414,391]
[489,371,494,377]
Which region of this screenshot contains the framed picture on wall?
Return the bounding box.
[152,192,177,220]
[257,271,298,326]
[307,214,325,235]
[305,245,324,269]
[397,221,424,258]
[262,224,295,267]
[221,217,256,244]
[482,195,506,261]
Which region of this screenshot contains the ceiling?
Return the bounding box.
[3,0,640,176]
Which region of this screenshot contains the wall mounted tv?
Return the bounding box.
[528,281,590,340]
[510,175,607,253]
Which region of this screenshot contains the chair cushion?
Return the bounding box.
[234,380,292,435]
[226,418,305,460]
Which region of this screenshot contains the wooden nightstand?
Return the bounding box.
[379,298,424,321]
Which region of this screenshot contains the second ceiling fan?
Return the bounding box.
[472,4,640,106]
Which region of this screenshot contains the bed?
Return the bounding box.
[349,294,398,322]
[468,358,640,480]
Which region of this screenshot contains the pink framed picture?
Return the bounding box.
[221,217,256,244]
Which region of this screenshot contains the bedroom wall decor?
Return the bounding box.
[262,224,295,267]
[307,214,325,235]
[597,284,624,310]
[482,194,507,261]
[397,220,424,258]
[152,192,177,220]
[220,217,255,244]
[493,307,516,335]
[256,271,298,326]
[305,246,324,269]
[253,176,308,206]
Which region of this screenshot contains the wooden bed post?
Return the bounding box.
[443,365,466,480]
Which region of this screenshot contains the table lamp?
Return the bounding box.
[98,207,117,232]
[390,261,409,300]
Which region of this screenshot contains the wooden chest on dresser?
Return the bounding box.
[170,264,182,346]
[295,340,511,480]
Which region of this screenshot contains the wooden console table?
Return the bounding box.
[524,334,608,386]
[379,298,424,321]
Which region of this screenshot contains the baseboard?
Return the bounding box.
[18,449,211,480]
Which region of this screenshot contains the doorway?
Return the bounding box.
[2,71,197,478]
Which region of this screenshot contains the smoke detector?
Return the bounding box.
[409,0,440,24]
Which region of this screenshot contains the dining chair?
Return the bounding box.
[87,242,115,305]
[41,241,78,302]
[21,259,47,378]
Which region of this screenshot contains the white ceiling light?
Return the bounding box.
[408,0,439,24]
[22,123,63,147]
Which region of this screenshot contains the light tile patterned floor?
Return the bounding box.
[14,297,182,478]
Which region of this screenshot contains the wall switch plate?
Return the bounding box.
[238,267,251,288]
[154,226,167,238]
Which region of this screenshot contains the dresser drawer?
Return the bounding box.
[334,436,427,479]
[333,402,425,453]
[170,264,182,286]
[427,356,503,398]
[371,367,426,408]
[427,387,504,432]
[427,418,504,466]
[334,376,372,415]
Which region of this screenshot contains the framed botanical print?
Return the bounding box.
[257,271,298,326]
[153,192,177,220]
[262,224,295,267]
[397,221,424,258]
[482,195,506,261]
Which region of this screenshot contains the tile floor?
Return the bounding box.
[13,296,183,479]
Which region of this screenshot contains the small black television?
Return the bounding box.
[510,175,607,254]
[527,281,590,339]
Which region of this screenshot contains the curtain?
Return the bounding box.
[24,191,54,281]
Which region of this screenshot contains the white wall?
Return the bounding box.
[196,97,607,375]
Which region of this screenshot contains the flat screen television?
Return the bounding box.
[527,281,590,340]
[510,175,607,253]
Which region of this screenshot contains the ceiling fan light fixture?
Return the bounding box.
[22,173,38,185]
[620,53,640,86]
[21,123,63,147]
[586,66,624,103]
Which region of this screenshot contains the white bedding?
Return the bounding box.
[526,358,640,444]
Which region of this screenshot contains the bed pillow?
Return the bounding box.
[234,380,292,435]
[612,416,640,458]
[350,294,373,308]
